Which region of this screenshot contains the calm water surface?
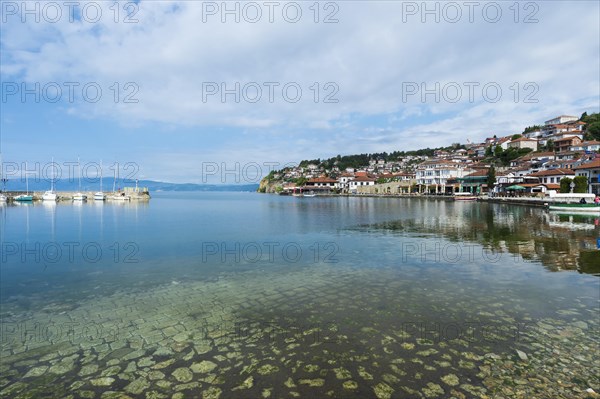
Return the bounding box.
[1,193,599,398]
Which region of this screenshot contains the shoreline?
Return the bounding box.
[276,192,600,209]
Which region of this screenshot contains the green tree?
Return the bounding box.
[486,166,496,189]
[586,121,600,141]
[485,146,493,157]
[511,134,522,140]
[573,176,588,193]
[494,145,504,157]
[560,177,573,193]
[293,177,308,186]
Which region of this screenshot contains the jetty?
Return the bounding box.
[0,189,150,203]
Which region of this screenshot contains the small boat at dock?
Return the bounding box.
[14,194,33,202]
[94,160,106,200]
[453,192,478,201]
[73,157,87,201]
[548,203,600,215]
[42,191,58,201]
[15,162,33,201]
[43,157,58,201]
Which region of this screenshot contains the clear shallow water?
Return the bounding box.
[0,193,599,398]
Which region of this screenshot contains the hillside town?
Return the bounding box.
[260,113,600,197]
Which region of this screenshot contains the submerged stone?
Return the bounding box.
[147,370,165,380]
[24,366,48,378]
[515,350,528,361]
[202,386,222,399]
[299,378,325,387]
[173,367,193,383]
[233,376,254,390]
[78,364,99,376]
[48,361,74,375]
[373,382,394,399]
[191,360,218,374]
[124,377,150,395]
[284,377,296,388]
[100,392,134,399]
[101,365,121,376]
[257,364,279,375]
[422,382,444,398]
[91,377,115,387]
[358,366,373,380]
[333,367,352,379]
[441,374,460,386]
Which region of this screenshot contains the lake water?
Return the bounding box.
[1,192,599,398]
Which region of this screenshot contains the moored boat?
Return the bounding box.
[94,160,106,200]
[110,192,131,201]
[453,192,478,201]
[73,158,87,201]
[548,203,600,215]
[16,162,34,201]
[14,194,34,202]
[42,191,58,201]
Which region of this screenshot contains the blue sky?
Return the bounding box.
[1,0,599,183]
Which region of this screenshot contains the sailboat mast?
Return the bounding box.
[51,157,55,192]
[100,160,103,192]
[25,161,29,194]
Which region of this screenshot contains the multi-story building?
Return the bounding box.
[574,158,600,195]
[415,160,473,193]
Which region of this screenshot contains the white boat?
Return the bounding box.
[0,194,6,203]
[110,193,131,201]
[548,203,600,215]
[94,160,106,200]
[43,157,58,201]
[42,191,58,201]
[110,165,130,200]
[454,192,478,201]
[73,157,87,201]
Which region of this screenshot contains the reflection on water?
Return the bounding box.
[361,200,600,275]
[0,194,599,399]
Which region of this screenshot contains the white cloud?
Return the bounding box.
[1,0,599,180]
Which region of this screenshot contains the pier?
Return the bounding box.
[0,190,150,203]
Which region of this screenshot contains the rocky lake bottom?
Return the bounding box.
[1,263,598,399]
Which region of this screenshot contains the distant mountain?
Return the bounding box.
[2,178,259,192]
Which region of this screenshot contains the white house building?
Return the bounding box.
[574,158,600,195]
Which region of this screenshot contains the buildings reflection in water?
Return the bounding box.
[368,200,600,275]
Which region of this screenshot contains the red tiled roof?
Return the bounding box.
[464,169,489,177]
[353,176,376,182]
[307,177,337,183]
[527,168,575,177]
[574,159,600,170]
[579,140,600,146]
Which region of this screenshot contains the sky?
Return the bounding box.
[1,0,599,184]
